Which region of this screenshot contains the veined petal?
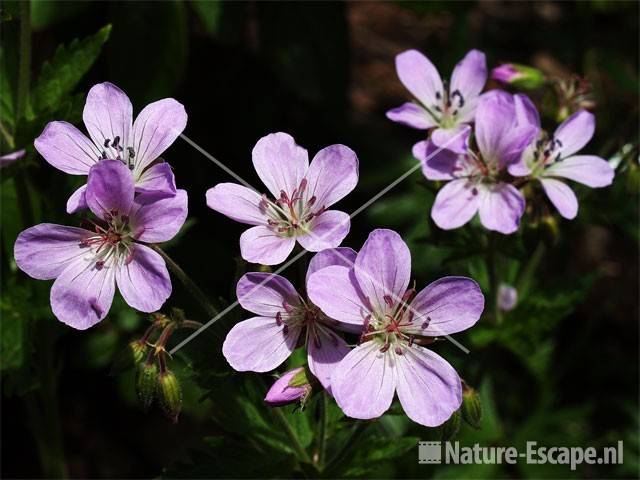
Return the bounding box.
[395,49,444,110]
[239,226,296,265]
[395,346,462,427]
[296,210,350,252]
[514,93,540,128]
[130,190,188,243]
[413,140,457,181]
[545,155,614,188]
[431,124,471,154]
[307,265,370,326]
[222,316,300,372]
[450,49,487,105]
[236,272,300,317]
[331,342,397,420]
[431,178,481,230]
[132,98,187,174]
[406,277,484,336]
[540,178,578,219]
[135,162,177,197]
[478,183,525,234]
[50,257,116,330]
[34,121,99,174]
[115,244,171,312]
[252,132,309,198]
[306,247,357,285]
[83,82,133,153]
[14,224,90,280]
[305,144,358,208]
[386,102,435,130]
[354,229,411,312]
[66,184,88,214]
[86,160,135,220]
[307,330,350,392]
[553,109,595,158]
[206,183,266,226]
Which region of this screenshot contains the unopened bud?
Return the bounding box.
[158,370,182,423]
[440,409,461,441]
[491,63,546,90]
[498,284,518,312]
[264,367,311,407]
[136,362,158,411]
[461,384,482,429]
[111,340,148,375]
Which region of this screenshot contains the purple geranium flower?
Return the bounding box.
[508,107,615,219]
[414,90,537,234]
[14,160,188,330]
[0,149,26,168]
[206,133,358,265]
[387,49,487,154]
[34,82,187,214]
[306,229,484,427]
[222,248,359,391]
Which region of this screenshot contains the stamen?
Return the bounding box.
[383,295,394,308]
[421,316,431,329]
[395,347,404,355]
[275,312,283,326]
[104,138,111,148]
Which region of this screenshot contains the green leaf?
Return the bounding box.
[338,436,420,477]
[30,24,111,116]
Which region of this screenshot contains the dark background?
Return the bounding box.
[1,1,638,478]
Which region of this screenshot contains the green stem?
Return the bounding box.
[271,403,313,465]
[316,392,328,469]
[150,245,218,318]
[516,241,546,301]
[486,232,502,325]
[323,421,369,476]
[17,0,31,122]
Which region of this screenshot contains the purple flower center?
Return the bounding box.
[79,210,134,269]
[258,178,326,237]
[99,136,136,170]
[274,298,340,349]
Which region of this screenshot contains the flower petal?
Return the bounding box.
[252,132,309,198]
[14,224,89,280]
[85,160,135,220]
[450,49,487,106]
[545,155,614,188]
[306,247,357,285]
[386,102,435,129]
[135,162,177,197]
[236,272,300,317]
[540,178,578,219]
[307,329,350,392]
[131,98,187,174]
[331,342,397,420]
[0,149,26,168]
[66,184,88,214]
[478,183,525,234]
[431,124,471,154]
[395,49,444,110]
[34,121,99,174]
[296,210,350,252]
[406,277,484,336]
[553,109,595,158]
[514,93,540,128]
[354,229,411,312]
[395,346,462,427]
[413,140,457,181]
[239,225,296,265]
[50,257,116,330]
[83,82,133,153]
[222,316,300,372]
[206,183,266,226]
[115,244,171,312]
[307,265,370,326]
[431,178,481,230]
[305,144,358,208]
[129,190,188,243]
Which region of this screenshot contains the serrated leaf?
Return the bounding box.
[30,24,111,116]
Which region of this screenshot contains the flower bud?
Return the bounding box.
[110,340,148,375]
[158,370,182,423]
[491,63,545,90]
[498,284,518,312]
[440,409,461,441]
[264,367,311,407]
[136,362,158,411]
[461,384,482,429]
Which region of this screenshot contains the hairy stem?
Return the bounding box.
[316,392,328,469]
[271,402,313,465]
[150,245,218,318]
[486,232,502,325]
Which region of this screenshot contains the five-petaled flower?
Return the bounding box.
[387,49,487,154]
[223,248,359,391]
[414,90,537,234]
[508,107,615,219]
[306,229,484,427]
[206,132,358,265]
[34,82,187,214]
[14,160,188,329]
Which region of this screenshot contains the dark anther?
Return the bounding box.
[95,260,105,270]
[104,138,111,148]
[127,147,135,159]
[450,89,465,107]
[275,312,283,326]
[422,316,431,329]
[112,136,120,148]
[435,91,442,100]
[395,347,404,355]
[383,295,394,308]
[434,105,442,113]
[380,343,390,353]
[409,335,415,347]
[282,325,289,335]
[471,187,478,196]
[101,151,108,159]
